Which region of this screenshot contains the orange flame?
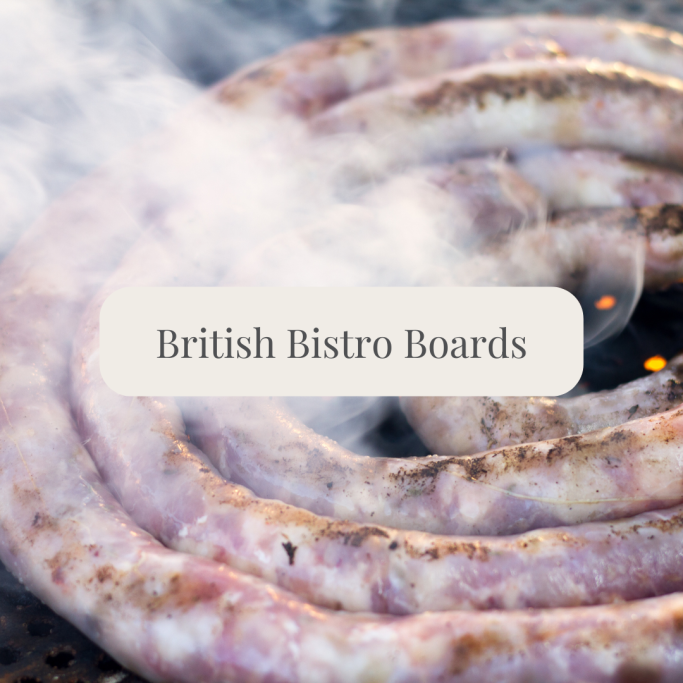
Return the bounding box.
[644,355,667,372]
[594,295,617,311]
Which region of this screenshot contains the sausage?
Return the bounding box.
[2,102,682,683]
[402,354,683,457]
[6,223,683,680]
[310,59,683,171]
[10,14,683,683]
[185,396,683,534]
[177,60,683,535]
[219,16,683,117]
[515,148,683,210]
[72,321,683,613]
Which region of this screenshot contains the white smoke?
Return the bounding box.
[5,0,657,457]
[0,0,336,258]
[0,0,189,255]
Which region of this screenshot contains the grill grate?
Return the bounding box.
[0,563,144,683]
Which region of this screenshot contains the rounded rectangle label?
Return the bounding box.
[99,287,583,396]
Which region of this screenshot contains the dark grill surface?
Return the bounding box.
[0,563,144,683]
[3,1,683,682]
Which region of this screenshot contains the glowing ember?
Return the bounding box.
[594,295,617,310]
[644,355,667,372]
